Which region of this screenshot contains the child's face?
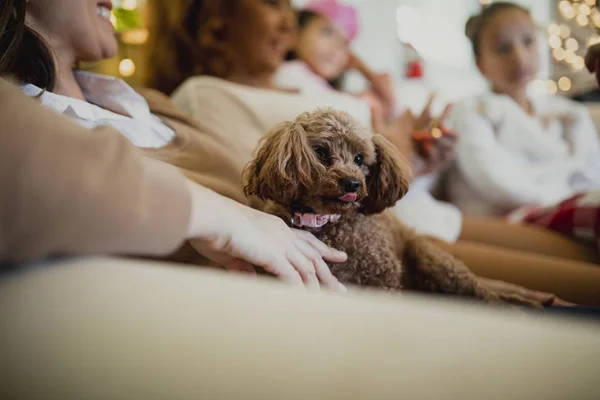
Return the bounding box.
[477,8,539,95]
[295,15,350,80]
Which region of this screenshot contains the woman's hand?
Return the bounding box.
[414,133,457,175]
[380,94,456,175]
[186,182,348,292]
[380,110,416,160]
[359,91,388,134]
[413,94,457,175]
[349,54,396,118]
[414,94,453,131]
[368,72,396,118]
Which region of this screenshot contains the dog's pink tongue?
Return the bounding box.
[338,193,358,202]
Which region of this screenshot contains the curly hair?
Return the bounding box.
[0,0,56,91]
[465,2,530,59]
[145,0,239,95]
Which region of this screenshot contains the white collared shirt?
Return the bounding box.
[21,71,175,149]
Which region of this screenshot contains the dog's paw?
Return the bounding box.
[496,293,544,309]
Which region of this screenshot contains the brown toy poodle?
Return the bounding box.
[244,108,542,307]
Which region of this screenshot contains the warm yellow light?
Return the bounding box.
[549,35,562,49]
[110,11,117,27]
[558,77,572,91]
[559,0,572,11]
[547,23,561,36]
[119,58,136,77]
[572,56,586,70]
[121,0,138,11]
[564,8,576,19]
[566,50,577,63]
[559,24,571,38]
[577,14,589,26]
[532,80,547,94]
[547,80,558,95]
[479,0,492,4]
[585,0,597,6]
[588,36,600,47]
[592,12,600,27]
[560,0,575,19]
[121,28,149,45]
[580,4,591,15]
[566,38,579,51]
[553,47,566,61]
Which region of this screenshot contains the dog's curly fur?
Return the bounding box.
[245,109,541,307]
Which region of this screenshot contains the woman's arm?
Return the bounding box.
[0,79,347,291]
[349,54,396,120]
[452,103,575,208]
[382,96,456,177]
[0,78,193,262]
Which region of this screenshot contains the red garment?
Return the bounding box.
[509,192,600,253]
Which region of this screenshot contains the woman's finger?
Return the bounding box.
[224,259,257,274]
[264,257,305,286]
[286,246,320,290]
[313,256,347,292]
[416,94,436,129]
[292,234,346,292]
[423,93,435,114]
[293,229,348,263]
[438,103,454,124]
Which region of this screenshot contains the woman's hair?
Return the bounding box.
[145,0,239,95]
[0,0,56,90]
[285,10,318,62]
[465,2,530,58]
[285,10,345,90]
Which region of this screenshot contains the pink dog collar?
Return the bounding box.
[291,213,341,229]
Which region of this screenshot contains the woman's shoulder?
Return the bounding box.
[174,75,263,94]
[275,61,330,92]
[137,87,202,130]
[171,75,278,110]
[172,76,232,98]
[532,93,588,115]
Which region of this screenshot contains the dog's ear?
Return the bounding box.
[244,121,323,205]
[360,134,413,215]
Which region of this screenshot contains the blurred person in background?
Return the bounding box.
[146,0,600,304]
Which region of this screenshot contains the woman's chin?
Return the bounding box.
[75,31,118,63]
[101,38,119,60]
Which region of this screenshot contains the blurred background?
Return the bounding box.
[93,0,600,114]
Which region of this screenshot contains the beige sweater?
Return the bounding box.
[0,78,191,262]
[171,76,372,177]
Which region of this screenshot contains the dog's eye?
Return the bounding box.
[314,147,330,163]
[354,154,364,166]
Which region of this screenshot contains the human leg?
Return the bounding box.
[436,240,600,305]
[459,216,597,263]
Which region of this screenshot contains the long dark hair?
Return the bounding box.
[146,0,238,95]
[465,2,530,59]
[0,0,56,90]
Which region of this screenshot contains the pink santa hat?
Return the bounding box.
[304,0,360,42]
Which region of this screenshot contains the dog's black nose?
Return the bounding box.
[340,177,360,193]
